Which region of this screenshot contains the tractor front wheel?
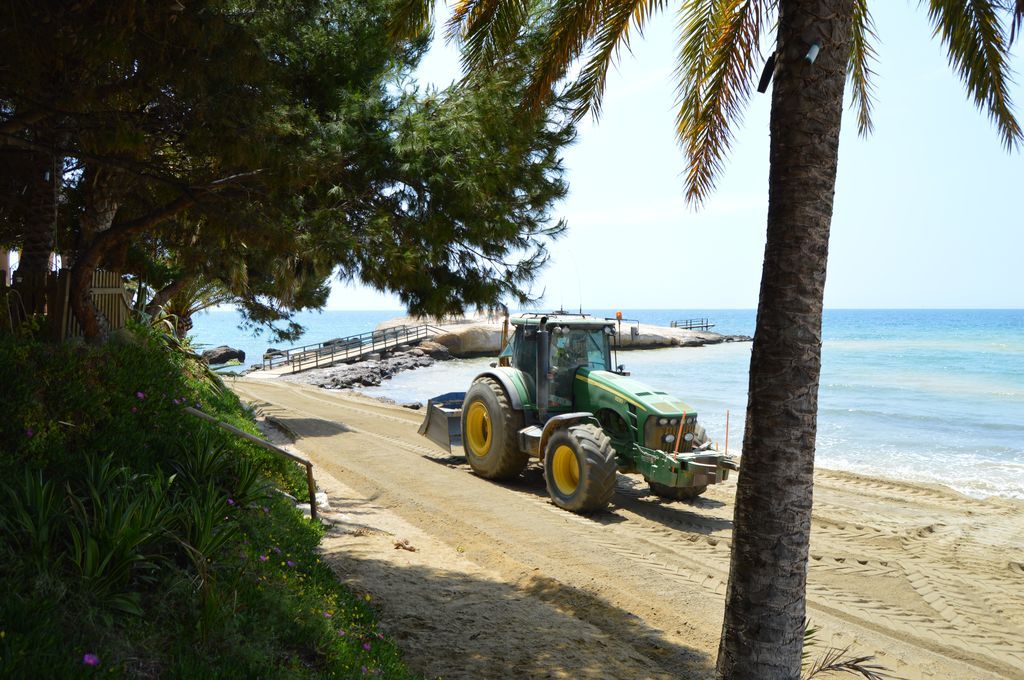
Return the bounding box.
[544,424,617,513]
[462,378,527,480]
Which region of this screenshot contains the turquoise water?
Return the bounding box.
[191,309,1024,500]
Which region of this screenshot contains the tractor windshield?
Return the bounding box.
[551,328,609,372]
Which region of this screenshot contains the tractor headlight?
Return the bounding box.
[658,417,668,426]
[663,434,676,444]
[684,432,694,442]
[669,418,679,426]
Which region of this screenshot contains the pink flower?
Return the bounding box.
[136,391,146,400]
[131,407,138,414]
[362,642,371,651]
[82,653,100,666]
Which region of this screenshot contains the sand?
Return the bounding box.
[232,378,1024,679]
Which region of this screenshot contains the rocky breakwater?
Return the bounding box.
[376,315,750,357]
[280,341,451,391]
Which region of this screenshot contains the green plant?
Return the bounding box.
[65,456,173,615]
[803,621,891,679]
[1,470,66,572]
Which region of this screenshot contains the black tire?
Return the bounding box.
[461,378,528,480]
[544,424,617,513]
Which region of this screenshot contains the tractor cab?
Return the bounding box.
[501,314,615,415]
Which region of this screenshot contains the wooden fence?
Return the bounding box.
[1,268,132,341]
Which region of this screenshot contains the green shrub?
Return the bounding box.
[0,329,417,678]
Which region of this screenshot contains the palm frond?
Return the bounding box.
[524,0,606,106]
[449,0,532,69]
[563,0,670,121]
[390,0,437,40]
[804,645,891,679]
[848,0,879,136]
[677,0,771,204]
[676,0,726,152]
[927,0,1022,150]
[1011,0,1024,44]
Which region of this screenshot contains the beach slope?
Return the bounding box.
[230,378,1024,679]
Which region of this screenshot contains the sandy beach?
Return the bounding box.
[231,377,1024,679]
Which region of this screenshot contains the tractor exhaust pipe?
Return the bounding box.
[537,316,550,423]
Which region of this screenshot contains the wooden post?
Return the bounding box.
[724,409,730,454]
[674,410,687,453]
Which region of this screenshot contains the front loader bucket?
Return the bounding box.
[418,392,465,452]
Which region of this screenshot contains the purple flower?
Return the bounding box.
[131,406,138,414]
[82,653,100,666]
[259,555,268,562]
[227,498,236,506]
[136,391,146,400]
[362,642,371,651]
[262,506,270,514]
[361,666,368,674]
[338,630,346,637]
[25,428,33,438]
[172,398,182,406]
[323,611,332,618]
[271,546,282,554]
[286,560,296,567]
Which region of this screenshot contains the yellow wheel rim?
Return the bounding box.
[551,444,580,496]
[465,401,492,457]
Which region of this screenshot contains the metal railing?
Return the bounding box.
[262,323,447,374]
[183,406,318,520]
[670,318,715,331]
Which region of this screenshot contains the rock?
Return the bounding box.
[315,491,330,511]
[401,402,422,410]
[264,347,285,358]
[202,345,246,365]
[432,323,503,357]
[417,340,451,360]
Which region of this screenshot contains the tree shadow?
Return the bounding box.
[320,546,715,679]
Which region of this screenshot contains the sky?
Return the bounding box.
[330,2,1023,311]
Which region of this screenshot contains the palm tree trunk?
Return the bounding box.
[716,1,854,678]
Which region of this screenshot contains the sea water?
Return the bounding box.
[191,309,1024,500]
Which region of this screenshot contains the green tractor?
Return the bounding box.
[419,312,738,513]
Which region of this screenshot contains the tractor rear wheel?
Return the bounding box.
[544,424,617,513]
[462,378,527,480]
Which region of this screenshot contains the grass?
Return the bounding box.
[0,324,419,678]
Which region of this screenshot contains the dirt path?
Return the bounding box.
[231,378,1024,679]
